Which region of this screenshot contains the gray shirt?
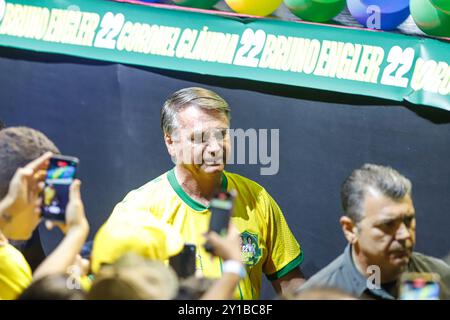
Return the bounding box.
[300,245,450,300]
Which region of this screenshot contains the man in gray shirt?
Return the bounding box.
[300,164,450,300]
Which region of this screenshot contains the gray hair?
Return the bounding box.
[340,164,412,224]
[160,87,230,135]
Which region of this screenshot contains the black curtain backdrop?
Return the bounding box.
[1,47,449,299]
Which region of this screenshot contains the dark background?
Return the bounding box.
[1,47,449,299]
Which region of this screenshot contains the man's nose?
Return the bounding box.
[395,221,412,241]
[207,138,222,154]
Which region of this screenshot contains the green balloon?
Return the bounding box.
[172,0,220,9]
[411,0,450,37]
[431,0,450,14]
[284,0,346,22]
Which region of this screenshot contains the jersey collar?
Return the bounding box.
[167,168,228,212]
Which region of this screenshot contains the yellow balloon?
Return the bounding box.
[225,0,283,16]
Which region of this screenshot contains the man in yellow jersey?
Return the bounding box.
[107,87,305,299]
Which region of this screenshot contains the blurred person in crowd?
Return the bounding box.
[0,127,59,238]
[17,274,85,300]
[176,276,214,300]
[0,127,89,299]
[0,121,47,271]
[282,286,357,300]
[299,164,450,299]
[0,232,32,299]
[87,253,179,300]
[106,87,304,299]
[91,211,184,274]
[91,219,244,300]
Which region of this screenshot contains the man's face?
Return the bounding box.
[167,105,230,175]
[355,188,416,280]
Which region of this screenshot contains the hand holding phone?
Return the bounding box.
[41,155,79,221]
[169,243,196,279]
[203,223,242,262]
[204,190,237,254]
[399,272,441,300]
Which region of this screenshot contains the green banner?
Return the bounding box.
[0,0,449,110]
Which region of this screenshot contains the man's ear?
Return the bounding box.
[340,216,358,245]
[164,133,175,157]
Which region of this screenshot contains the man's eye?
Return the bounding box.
[218,130,228,139]
[404,216,414,227]
[191,133,203,142]
[382,221,397,229]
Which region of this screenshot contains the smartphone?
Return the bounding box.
[169,243,196,279]
[399,272,441,300]
[204,190,236,253]
[41,155,79,221]
[209,190,236,236]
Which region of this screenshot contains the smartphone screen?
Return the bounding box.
[209,190,236,237]
[169,243,196,279]
[399,273,441,300]
[41,155,79,221]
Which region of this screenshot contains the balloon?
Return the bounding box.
[172,0,220,9]
[430,0,450,14]
[224,0,283,16]
[411,0,450,37]
[347,0,410,30]
[284,0,346,22]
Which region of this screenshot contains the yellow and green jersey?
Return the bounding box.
[108,168,303,300]
[0,243,32,300]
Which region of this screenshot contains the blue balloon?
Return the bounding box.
[347,0,410,30]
